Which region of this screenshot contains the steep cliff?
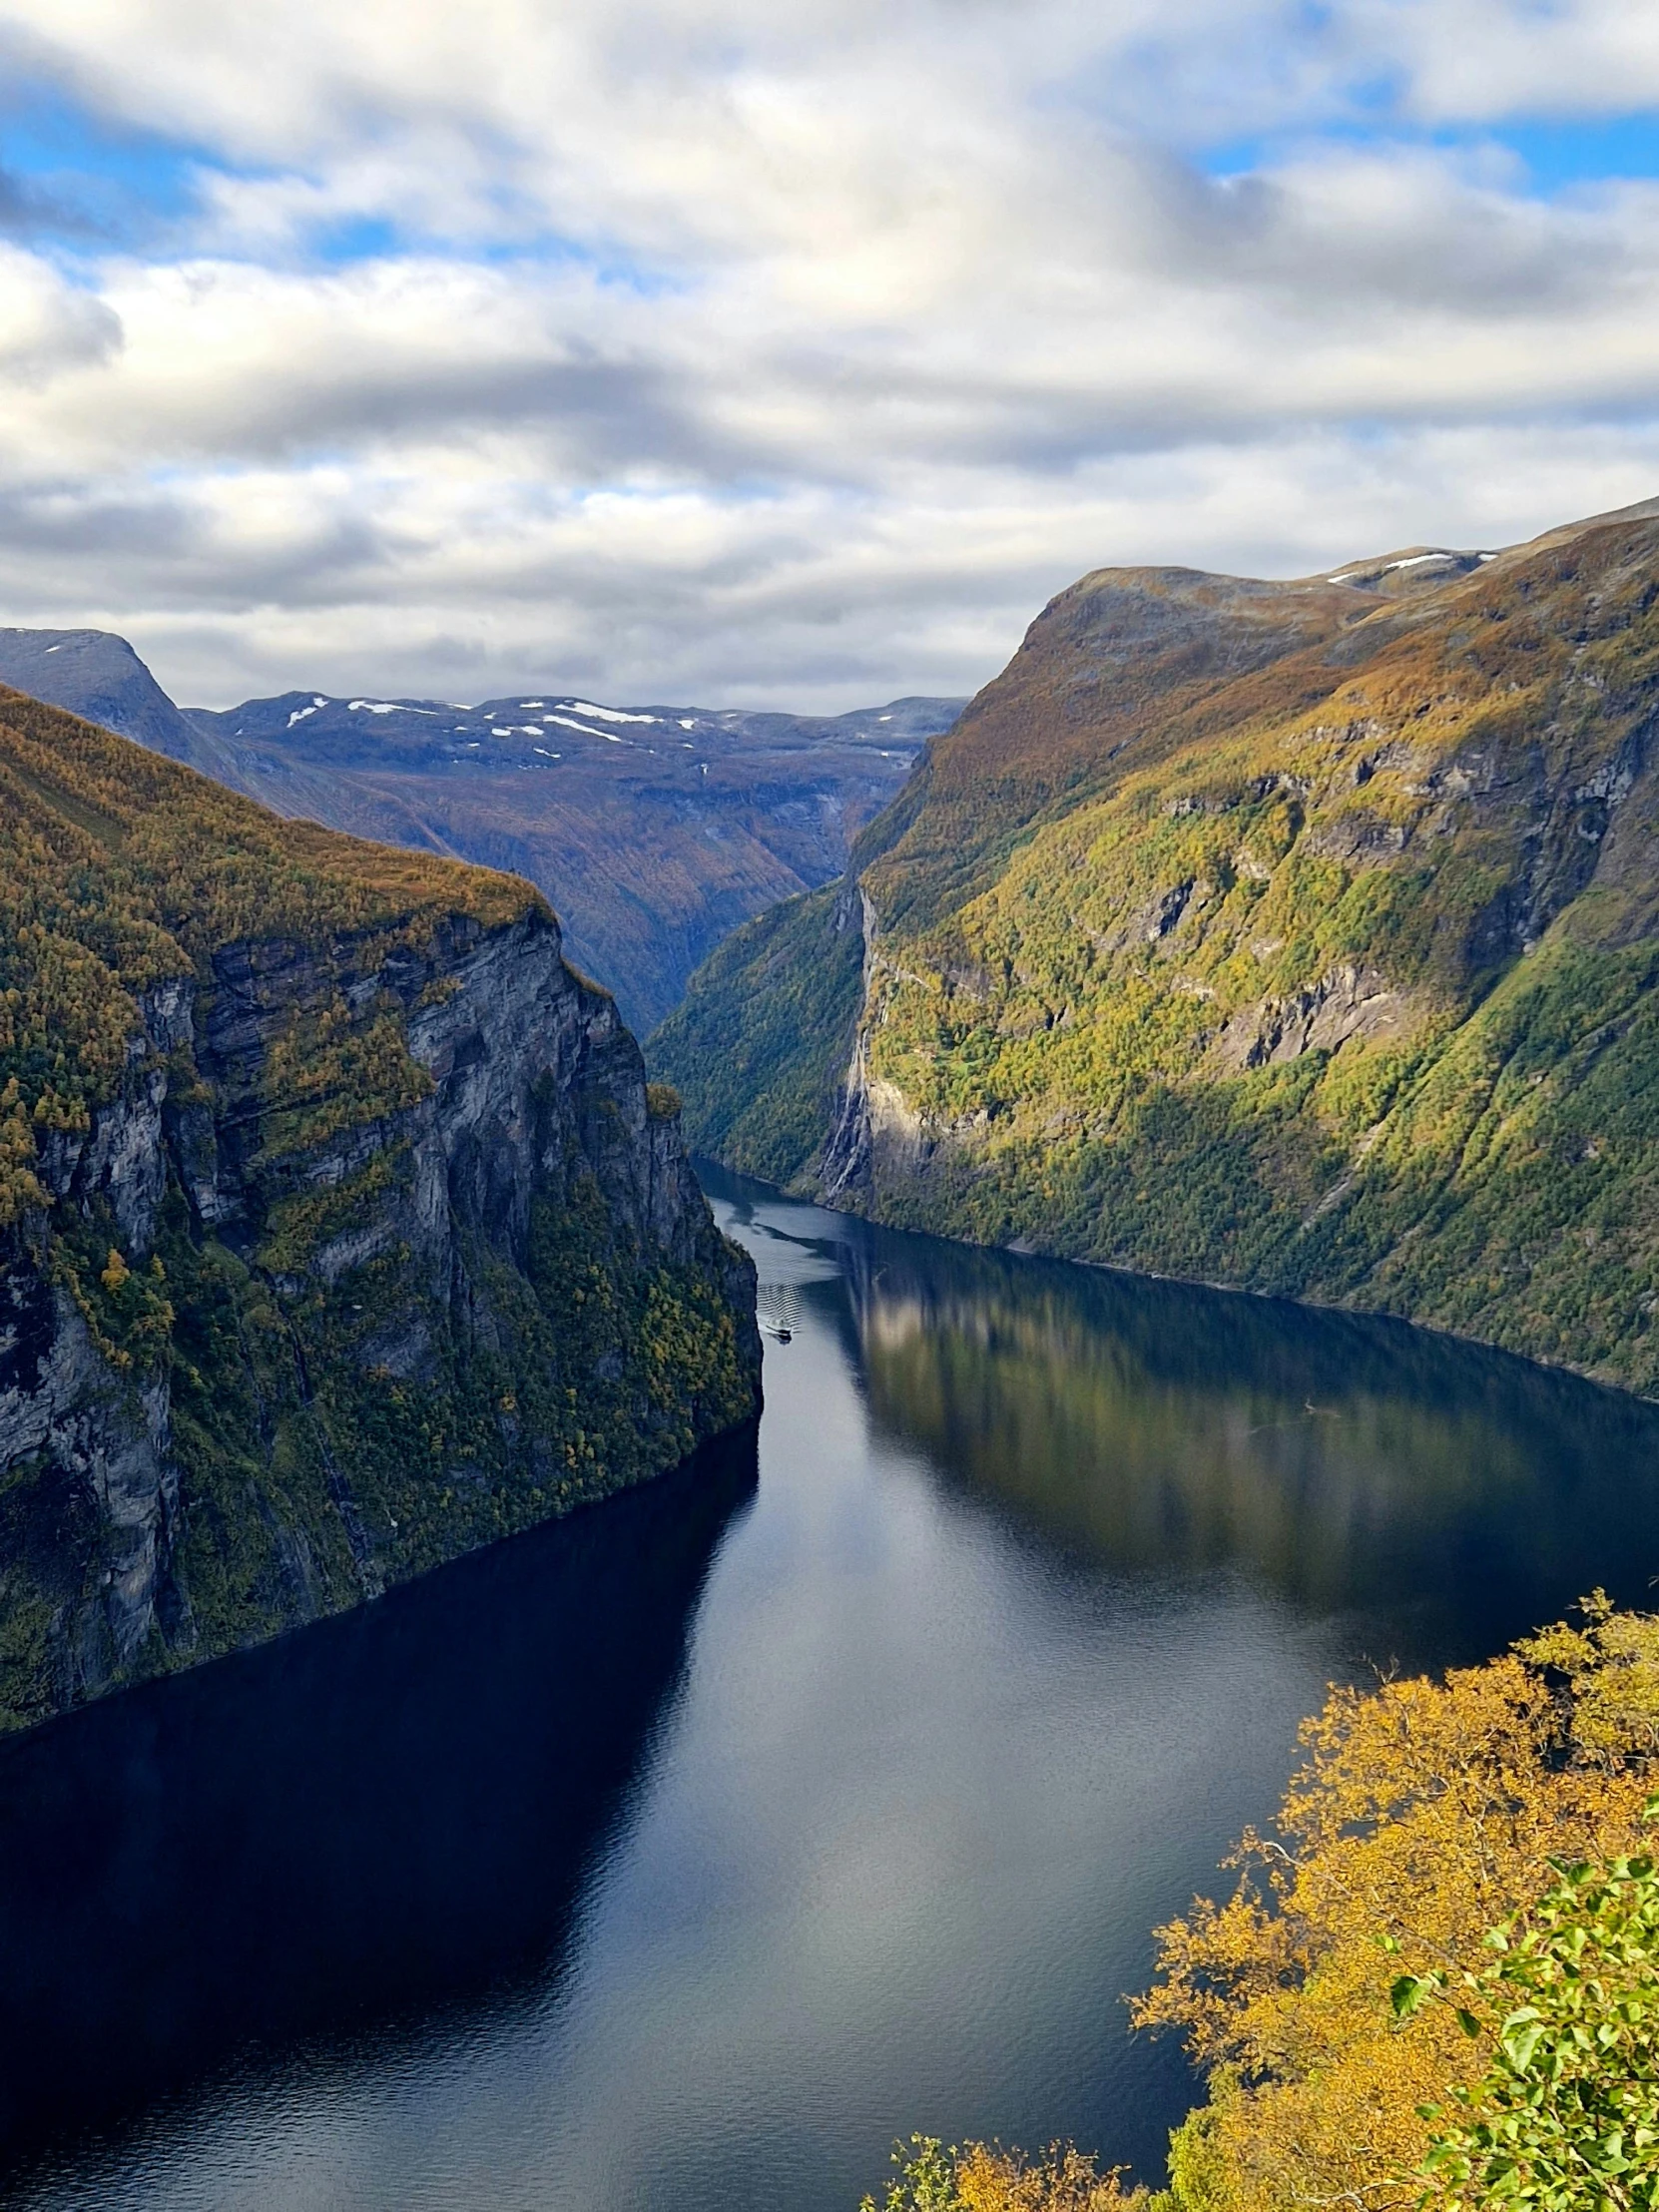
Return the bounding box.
[653,496,1659,1395]
[0,686,760,1730]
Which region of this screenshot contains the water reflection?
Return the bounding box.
[710,1164,1659,1667]
[832,1228,1659,1666]
[0,1430,757,2181]
[8,1171,1659,2212]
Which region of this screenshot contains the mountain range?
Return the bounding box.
[651,495,1659,1395]
[0,680,760,1728]
[0,627,962,1033]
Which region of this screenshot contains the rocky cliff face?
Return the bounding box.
[654,496,1659,1396]
[0,688,760,1730]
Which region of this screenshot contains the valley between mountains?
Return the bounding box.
[6,500,1659,2212]
[654,494,1659,1396]
[13,485,1659,1732]
[0,626,961,1035]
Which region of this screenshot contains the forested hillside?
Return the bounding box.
[0,686,759,1727]
[653,497,1659,1393]
[0,628,959,1034]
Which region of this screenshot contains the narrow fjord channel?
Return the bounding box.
[5,1167,1659,2212]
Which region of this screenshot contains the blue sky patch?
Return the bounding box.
[1200,111,1659,193]
[0,80,207,242]
[0,76,678,288]
[1494,113,1659,189]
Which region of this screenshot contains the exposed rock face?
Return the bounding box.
[654,496,1659,1396]
[192,911,718,1278]
[0,1244,180,1694]
[0,903,759,1732]
[1209,965,1407,1072]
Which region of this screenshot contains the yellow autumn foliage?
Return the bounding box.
[0,1077,46,1230]
[0,685,545,1229]
[868,1599,1659,2212]
[864,2136,1148,2212]
[1132,1594,1659,2212]
[0,686,540,1113]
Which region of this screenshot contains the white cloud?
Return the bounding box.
[1353,0,1659,123]
[0,1,1657,708]
[0,240,121,382]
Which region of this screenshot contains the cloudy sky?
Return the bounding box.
[3,1,1659,709]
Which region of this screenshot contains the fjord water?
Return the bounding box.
[6,1175,1659,2211]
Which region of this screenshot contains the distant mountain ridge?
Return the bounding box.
[0,630,962,1030]
[652,494,1659,1396]
[0,627,239,780]
[185,687,954,758]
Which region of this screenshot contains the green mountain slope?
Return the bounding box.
[652,497,1659,1394]
[0,686,760,1729]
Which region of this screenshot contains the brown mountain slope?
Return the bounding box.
[0,630,961,1034]
[853,545,1501,937]
[654,496,1659,1393]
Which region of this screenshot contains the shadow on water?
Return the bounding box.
[704,1162,1659,1672]
[12,1166,1659,2212]
[0,1424,759,2183]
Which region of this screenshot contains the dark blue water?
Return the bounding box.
[5,1170,1659,2210]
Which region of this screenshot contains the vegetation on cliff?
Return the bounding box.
[0,682,531,1204]
[0,624,962,1035]
[655,882,864,1183]
[145,1162,755,1675]
[865,1595,1659,2212]
[653,501,1659,1393]
[0,688,760,1728]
